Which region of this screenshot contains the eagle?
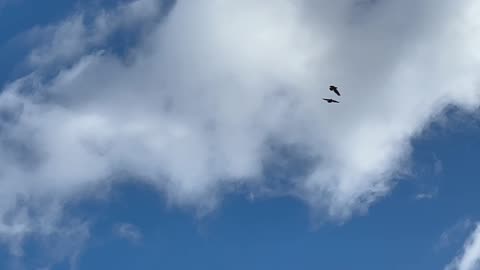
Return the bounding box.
[329,85,341,96]
[323,98,339,103]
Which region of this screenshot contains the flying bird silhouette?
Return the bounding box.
[329,85,341,96]
[323,98,339,103]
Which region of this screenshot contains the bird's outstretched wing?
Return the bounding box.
[333,89,341,96]
[332,99,339,103]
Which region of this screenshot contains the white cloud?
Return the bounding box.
[26,0,162,67]
[446,223,480,270]
[0,198,90,269]
[114,223,143,244]
[0,0,480,255]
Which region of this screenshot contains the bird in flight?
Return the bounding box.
[323,98,339,103]
[329,85,341,96]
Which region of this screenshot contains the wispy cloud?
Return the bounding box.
[446,223,480,270]
[114,223,143,245]
[437,219,474,251]
[433,154,444,175]
[415,191,437,200]
[26,0,162,68]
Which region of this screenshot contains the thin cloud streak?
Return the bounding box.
[446,223,480,270]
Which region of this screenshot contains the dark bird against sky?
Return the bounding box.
[323,98,339,103]
[329,85,341,96]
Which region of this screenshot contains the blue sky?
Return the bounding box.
[0,1,480,270]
